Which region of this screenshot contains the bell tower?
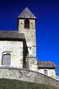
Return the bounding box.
[18,8,37,71]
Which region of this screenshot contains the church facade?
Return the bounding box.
[0,8,56,79]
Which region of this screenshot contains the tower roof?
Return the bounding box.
[18,8,36,19]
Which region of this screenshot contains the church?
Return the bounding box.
[0,8,56,79]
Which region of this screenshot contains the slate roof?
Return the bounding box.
[0,31,25,40]
[18,8,36,19]
[37,61,56,69]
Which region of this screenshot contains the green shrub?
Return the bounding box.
[0,79,58,89]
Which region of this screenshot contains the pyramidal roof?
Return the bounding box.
[18,8,36,19]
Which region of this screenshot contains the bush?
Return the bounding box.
[0,79,58,89]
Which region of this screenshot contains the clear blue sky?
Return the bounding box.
[0,0,59,74]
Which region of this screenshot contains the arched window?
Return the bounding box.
[2,51,11,66]
[24,19,30,29]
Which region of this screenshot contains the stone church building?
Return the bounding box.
[0,8,56,79]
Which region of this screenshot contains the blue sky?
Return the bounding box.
[0,0,59,74]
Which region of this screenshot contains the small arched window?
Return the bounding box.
[2,51,11,66]
[24,19,30,29]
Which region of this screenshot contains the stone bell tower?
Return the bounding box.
[18,8,37,71]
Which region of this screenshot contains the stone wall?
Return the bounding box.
[38,69,56,79]
[0,41,23,68]
[0,67,59,88]
[18,19,36,57]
